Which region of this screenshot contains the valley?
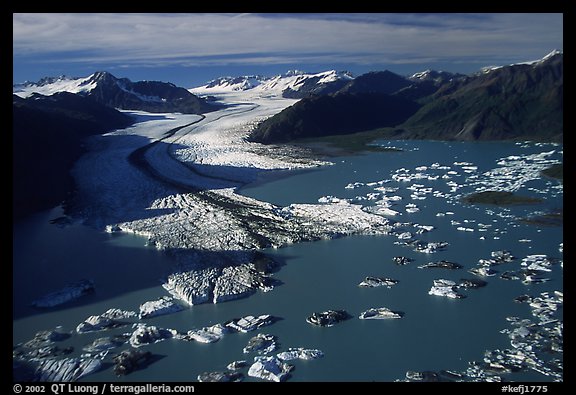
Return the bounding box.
[13,52,563,383]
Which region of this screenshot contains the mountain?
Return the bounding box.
[248,92,420,144]
[396,70,468,101]
[395,51,563,141]
[248,70,422,144]
[190,70,354,99]
[249,51,563,144]
[14,71,215,114]
[13,92,133,218]
[338,71,411,95]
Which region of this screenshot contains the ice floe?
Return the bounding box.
[306,310,352,327]
[76,309,137,334]
[248,356,293,382]
[358,276,399,288]
[31,279,95,308]
[139,296,184,319]
[129,324,177,347]
[276,348,324,361]
[243,333,277,354]
[359,307,404,319]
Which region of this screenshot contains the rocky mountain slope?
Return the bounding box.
[13,93,133,218]
[248,51,563,144]
[14,71,215,114]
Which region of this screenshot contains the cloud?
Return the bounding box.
[13,13,563,68]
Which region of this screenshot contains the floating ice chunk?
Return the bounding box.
[318,195,348,204]
[227,360,248,370]
[358,276,398,288]
[139,296,184,319]
[306,310,351,327]
[32,279,95,308]
[243,333,277,354]
[276,348,324,361]
[397,232,413,240]
[248,356,292,382]
[405,204,420,213]
[129,324,176,347]
[393,256,413,265]
[31,357,102,382]
[345,182,365,189]
[226,314,276,333]
[428,279,465,299]
[521,255,554,272]
[468,267,498,277]
[418,261,463,270]
[364,206,400,216]
[76,309,136,333]
[184,325,229,344]
[359,307,404,319]
[197,371,243,382]
[415,241,449,254]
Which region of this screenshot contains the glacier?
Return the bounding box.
[69,91,394,307]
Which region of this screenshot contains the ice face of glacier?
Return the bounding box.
[67,93,397,308]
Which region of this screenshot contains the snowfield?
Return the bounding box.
[70,89,393,304]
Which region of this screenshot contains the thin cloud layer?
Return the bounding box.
[13,13,563,68]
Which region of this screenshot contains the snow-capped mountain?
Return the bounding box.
[13,71,214,114]
[250,50,562,144]
[408,69,466,84]
[13,75,100,98]
[190,70,354,98]
[479,49,563,74]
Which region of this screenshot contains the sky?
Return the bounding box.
[13,13,563,88]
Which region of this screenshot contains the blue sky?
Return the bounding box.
[13,13,563,88]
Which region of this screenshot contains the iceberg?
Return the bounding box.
[197,371,243,382]
[139,296,184,319]
[359,307,404,319]
[243,333,277,354]
[248,356,293,382]
[276,348,324,361]
[31,279,95,308]
[306,310,351,327]
[393,256,413,265]
[418,261,463,270]
[358,276,399,288]
[227,360,248,370]
[113,349,153,376]
[226,314,276,333]
[129,324,176,347]
[82,336,128,353]
[428,279,465,299]
[76,309,136,333]
[184,326,225,344]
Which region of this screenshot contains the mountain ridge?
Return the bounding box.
[13,92,134,218]
[248,51,563,145]
[14,71,216,114]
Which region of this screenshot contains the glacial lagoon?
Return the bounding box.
[13,140,563,382]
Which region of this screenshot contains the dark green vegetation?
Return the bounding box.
[398,54,563,142]
[294,130,403,155]
[540,164,563,180]
[248,92,420,144]
[13,93,133,218]
[461,191,543,206]
[520,209,563,227]
[249,52,562,146]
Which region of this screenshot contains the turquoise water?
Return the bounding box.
[13,141,563,382]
